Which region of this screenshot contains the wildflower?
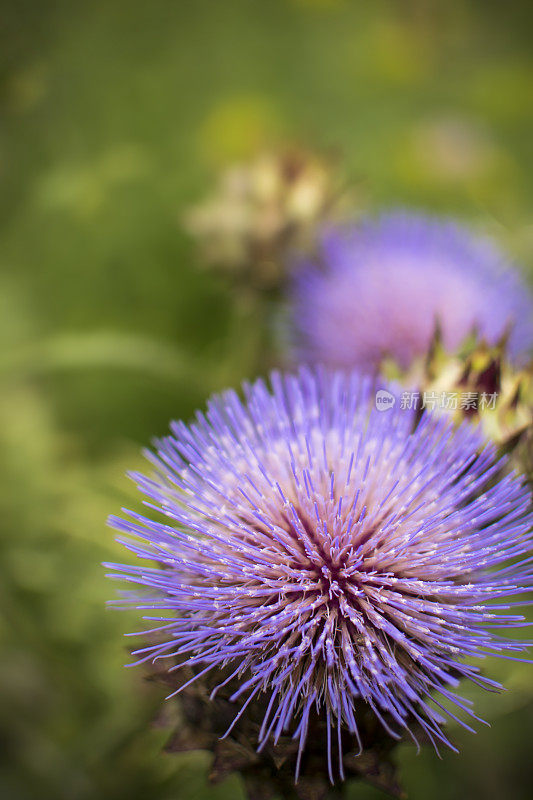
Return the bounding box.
[184,148,354,290]
[384,332,532,459]
[107,368,532,792]
[290,212,533,370]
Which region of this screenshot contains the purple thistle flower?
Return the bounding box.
[107,368,533,783]
[290,212,533,371]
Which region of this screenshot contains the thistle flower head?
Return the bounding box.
[384,333,533,451]
[108,368,533,784]
[184,147,354,289]
[290,212,533,371]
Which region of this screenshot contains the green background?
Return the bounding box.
[1,1,533,798]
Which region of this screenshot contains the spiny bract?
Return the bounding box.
[107,368,533,783]
[290,212,533,371]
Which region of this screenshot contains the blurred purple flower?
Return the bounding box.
[290,212,533,371]
[107,368,532,782]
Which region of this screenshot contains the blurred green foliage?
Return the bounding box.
[1,1,533,799]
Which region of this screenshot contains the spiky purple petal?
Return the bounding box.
[107,368,533,781]
[290,212,533,370]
